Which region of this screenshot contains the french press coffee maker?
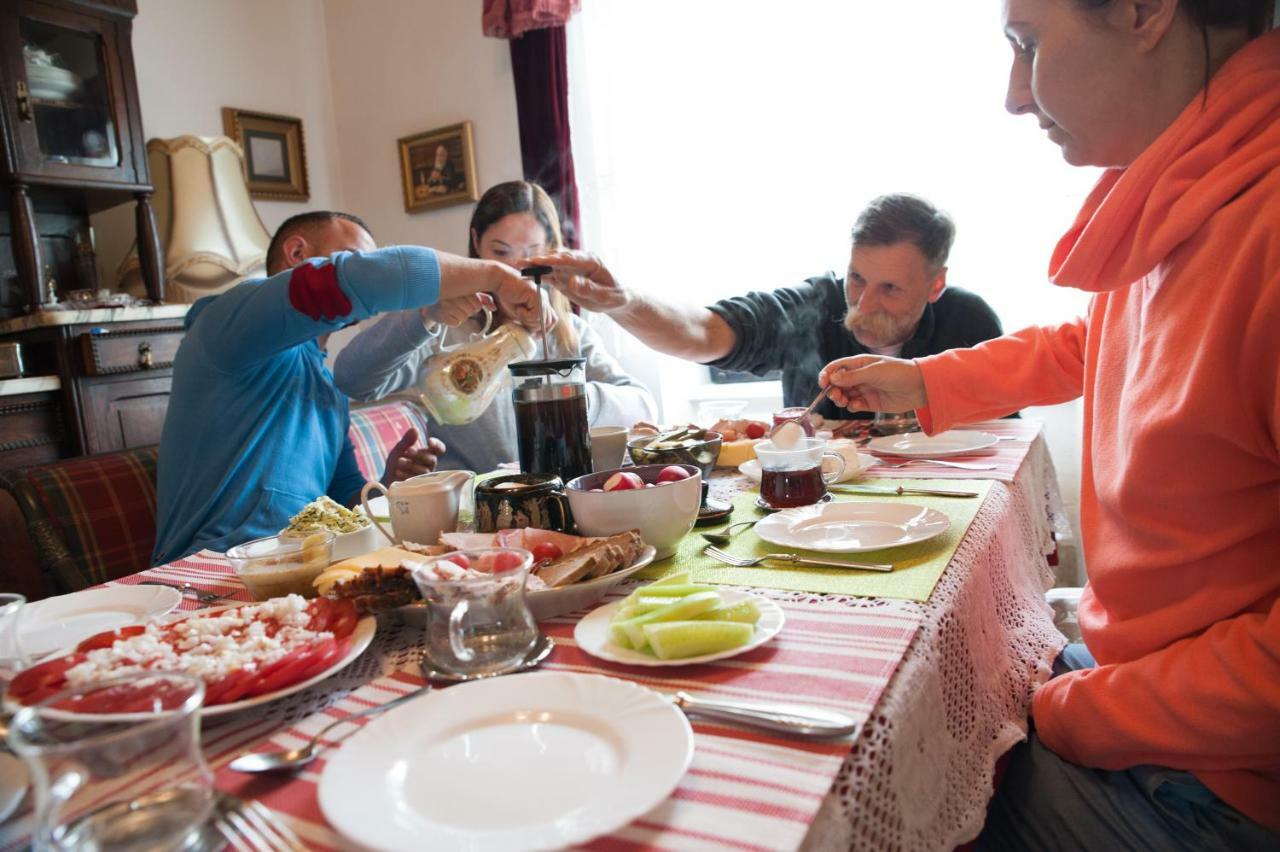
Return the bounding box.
[509,357,593,484]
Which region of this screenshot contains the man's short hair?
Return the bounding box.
[265,211,372,273]
[850,194,955,274]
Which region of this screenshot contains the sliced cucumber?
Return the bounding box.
[642,620,755,660]
[629,583,717,598]
[611,590,722,650]
[695,598,762,625]
[647,571,691,587]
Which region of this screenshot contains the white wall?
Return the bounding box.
[91,0,346,287]
[322,0,522,257]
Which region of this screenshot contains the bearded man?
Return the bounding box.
[528,193,1003,420]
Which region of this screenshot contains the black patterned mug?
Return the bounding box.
[475,473,573,533]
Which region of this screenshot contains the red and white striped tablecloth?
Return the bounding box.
[0,558,925,852]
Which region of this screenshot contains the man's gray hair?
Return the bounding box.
[851,194,956,273]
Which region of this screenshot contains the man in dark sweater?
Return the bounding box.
[528,193,1003,420]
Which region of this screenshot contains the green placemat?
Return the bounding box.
[637,479,993,601]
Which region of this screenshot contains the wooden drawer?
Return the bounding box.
[0,390,67,469]
[79,325,186,376]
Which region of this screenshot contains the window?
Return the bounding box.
[567,1,1098,421]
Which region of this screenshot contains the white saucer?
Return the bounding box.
[866,430,999,458]
[18,585,182,659]
[755,501,950,553]
[738,452,875,485]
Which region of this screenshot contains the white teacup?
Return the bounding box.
[360,470,475,546]
[589,426,629,472]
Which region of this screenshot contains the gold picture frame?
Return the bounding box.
[221,107,310,201]
[398,121,479,213]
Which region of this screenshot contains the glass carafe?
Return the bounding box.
[510,357,593,484]
[416,311,536,425]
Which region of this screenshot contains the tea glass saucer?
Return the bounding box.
[419,632,554,683]
[753,493,834,513]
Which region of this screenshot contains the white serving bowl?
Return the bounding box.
[566,464,701,560]
[330,523,380,562]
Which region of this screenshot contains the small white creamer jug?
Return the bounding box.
[361,470,475,546]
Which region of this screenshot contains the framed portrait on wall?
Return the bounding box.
[398,121,479,213]
[221,107,310,201]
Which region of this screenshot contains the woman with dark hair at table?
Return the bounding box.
[819,0,1279,848]
[334,181,656,472]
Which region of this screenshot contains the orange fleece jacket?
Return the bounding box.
[915,31,1280,831]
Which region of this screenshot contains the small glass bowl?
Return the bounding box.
[227,532,334,600]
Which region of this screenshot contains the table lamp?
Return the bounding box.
[116,135,270,302]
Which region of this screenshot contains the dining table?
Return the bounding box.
[0,417,1070,852]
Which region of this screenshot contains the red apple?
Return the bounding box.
[656,465,692,484]
[450,553,471,569]
[489,551,526,573]
[744,422,767,439]
[603,471,644,492]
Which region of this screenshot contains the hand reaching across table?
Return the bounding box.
[819,355,927,414]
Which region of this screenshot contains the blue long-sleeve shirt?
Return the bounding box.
[152,247,441,564]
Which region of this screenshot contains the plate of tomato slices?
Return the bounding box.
[6,596,375,718]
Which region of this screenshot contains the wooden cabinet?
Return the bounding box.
[0,307,188,469]
[0,0,163,315]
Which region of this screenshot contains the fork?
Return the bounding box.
[705,546,893,573]
[214,793,309,852]
[138,580,238,605]
[874,458,997,471]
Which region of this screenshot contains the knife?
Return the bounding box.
[829,484,979,498]
[671,691,859,738]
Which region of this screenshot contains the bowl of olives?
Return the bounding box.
[626,426,723,481]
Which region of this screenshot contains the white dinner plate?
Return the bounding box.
[0,753,28,824]
[319,671,694,852]
[755,501,950,553]
[738,452,876,485]
[17,585,182,659]
[865,429,999,458]
[574,589,784,667]
[201,613,376,718]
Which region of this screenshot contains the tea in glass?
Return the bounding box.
[755,437,846,509]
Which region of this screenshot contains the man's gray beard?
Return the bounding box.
[843,308,915,350]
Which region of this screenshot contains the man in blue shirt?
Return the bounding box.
[153,211,539,563]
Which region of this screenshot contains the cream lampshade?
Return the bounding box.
[116,135,271,302]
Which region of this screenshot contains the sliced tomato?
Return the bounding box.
[8,654,79,705]
[76,624,146,653]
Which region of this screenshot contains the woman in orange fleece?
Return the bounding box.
[821,0,1280,847]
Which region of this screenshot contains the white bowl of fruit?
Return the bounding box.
[566,464,701,560]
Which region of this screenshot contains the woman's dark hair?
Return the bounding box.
[467,181,563,259]
[466,180,579,352]
[1074,0,1272,92]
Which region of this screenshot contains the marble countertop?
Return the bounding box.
[0,376,61,397]
[0,304,191,335]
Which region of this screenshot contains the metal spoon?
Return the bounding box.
[701,520,758,546]
[228,685,432,774]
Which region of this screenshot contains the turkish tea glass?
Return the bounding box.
[8,672,220,852]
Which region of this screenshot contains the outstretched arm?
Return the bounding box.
[527,249,737,363]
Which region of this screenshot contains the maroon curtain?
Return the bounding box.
[508,27,582,249]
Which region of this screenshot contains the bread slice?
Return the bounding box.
[535,530,644,587]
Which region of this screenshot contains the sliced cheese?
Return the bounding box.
[716,438,761,468]
[313,546,426,594]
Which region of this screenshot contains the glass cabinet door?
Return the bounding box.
[19,15,120,168]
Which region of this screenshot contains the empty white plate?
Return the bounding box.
[866,430,999,458]
[755,501,950,553]
[319,671,693,852]
[17,585,182,659]
[574,589,784,666]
